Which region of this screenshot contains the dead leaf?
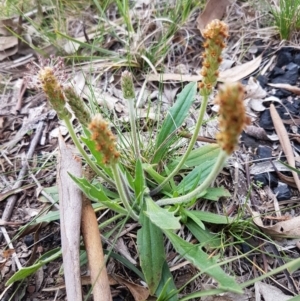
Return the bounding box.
[2,249,15,259]
[0,36,18,50]
[115,238,137,264]
[0,183,36,202]
[244,125,270,141]
[0,44,18,61]
[147,56,262,83]
[0,219,24,226]
[245,77,267,99]
[113,275,149,301]
[255,282,291,301]
[268,83,300,95]
[253,211,300,238]
[220,55,262,83]
[250,161,290,175]
[271,161,298,188]
[197,0,232,35]
[270,104,300,192]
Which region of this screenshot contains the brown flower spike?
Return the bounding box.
[89,114,120,165]
[38,66,70,120]
[199,20,229,96]
[215,83,250,154]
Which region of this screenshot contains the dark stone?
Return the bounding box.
[259,109,274,129]
[256,75,269,88]
[271,66,285,77]
[273,182,292,201]
[24,235,34,247]
[284,100,298,114]
[275,105,290,120]
[293,98,300,110]
[257,145,272,159]
[293,53,300,65]
[276,50,293,67]
[241,132,259,148]
[254,173,278,188]
[271,63,299,85]
[252,41,269,56]
[273,89,292,98]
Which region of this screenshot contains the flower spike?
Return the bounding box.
[214,82,251,154]
[89,114,120,165]
[199,19,229,96]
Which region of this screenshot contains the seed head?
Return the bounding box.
[27,56,70,120]
[89,114,120,165]
[199,20,229,96]
[121,71,135,100]
[214,83,250,154]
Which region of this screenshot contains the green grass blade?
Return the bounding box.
[6,248,62,285]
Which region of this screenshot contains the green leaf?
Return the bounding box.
[182,209,205,230]
[168,144,221,170]
[35,203,104,224]
[69,174,127,215]
[133,159,146,205]
[137,208,165,295]
[145,197,181,230]
[156,261,178,301]
[287,297,300,301]
[177,161,217,194]
[164,230,243,294]
[203,187,231,201]
[6,248,62,285]
[153,82,197,163]
[189,210,233,224]
[142,163,172,193]
[186,218,221,249]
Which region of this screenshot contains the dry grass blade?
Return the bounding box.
[270,104,300,192]
[57,135,83,301]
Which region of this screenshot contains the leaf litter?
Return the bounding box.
[0,1,300,300]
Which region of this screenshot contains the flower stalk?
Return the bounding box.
[121,71,140,159]
[89,114,138,221]
[37,65,114,185]
[151,19,229,196]
[156,82,249,206]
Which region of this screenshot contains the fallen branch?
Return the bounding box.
[57,134,83,301]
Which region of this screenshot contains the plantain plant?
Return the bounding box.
[8,20,252,299]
